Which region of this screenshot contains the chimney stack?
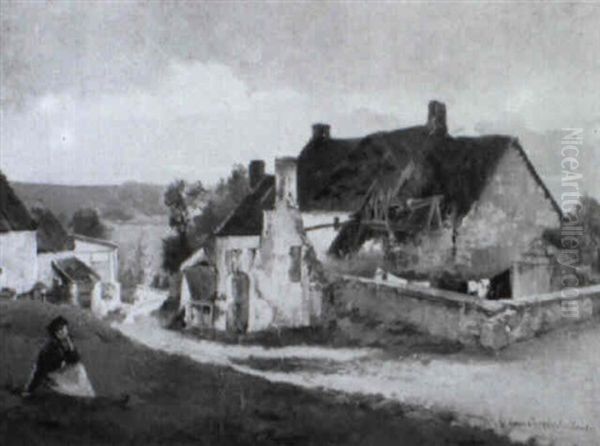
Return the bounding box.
[312,123,331,140]
[274,157,298,206]
[248,160,265,189]
[426,100,447,135]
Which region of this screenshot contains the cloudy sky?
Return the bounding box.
[1,1,598,192]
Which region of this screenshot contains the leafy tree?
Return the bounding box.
[548,195,600,281]
[578,195,600,273]
[164,180,190,238]
[162,234,193,274]
[580,195,600,240]
[161,165,249,273]
[70,208,107,239]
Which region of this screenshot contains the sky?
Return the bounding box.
[1,1,599,194]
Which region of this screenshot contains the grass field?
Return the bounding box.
[0,300,518,445]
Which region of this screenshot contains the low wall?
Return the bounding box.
[486,285,600,349]
[327,275,600,350]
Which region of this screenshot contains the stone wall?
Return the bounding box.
[385,145,561,290]
[454,145,561,279]
[328,275,600,351]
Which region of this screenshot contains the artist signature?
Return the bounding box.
[500,419,593,432]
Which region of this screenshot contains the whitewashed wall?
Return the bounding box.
[37,250,73,285]
[209,204,325,333]
[212,235,260,331]
[0,231,37,293]
[73,238,118,283]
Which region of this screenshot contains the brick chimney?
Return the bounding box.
[312,123,331,140]
[426,100,447,135]
[275,157,297,206]
[248,160,265,190]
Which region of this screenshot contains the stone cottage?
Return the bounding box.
[0,173,38,294]
[180,157,326,333]
[312,101,562,298]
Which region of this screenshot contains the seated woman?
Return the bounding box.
[24,315,95,398]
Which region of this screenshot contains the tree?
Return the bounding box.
[162,234,193,274]
[160,166,249,274]
[194,164,249,237]
[547,195,600,281]
[162,180,191,274]
[70,208,107,239]
[578,195,600,274]
[579,195,600,240]
[164,180,190,238]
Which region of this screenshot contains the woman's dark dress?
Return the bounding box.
[26,337,80,393]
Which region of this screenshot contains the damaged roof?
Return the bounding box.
[30,207,74,253]
[0,172,37,233]
[297,135,361,211]
[52,257,100,283]
[306,127,561,219]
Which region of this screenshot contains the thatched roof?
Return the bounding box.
[0,172,37,233]
[214,101,561,239]
[307,126,561,218]
[30,207,74,253]
[297,135,361,211]
[327,128,562,256]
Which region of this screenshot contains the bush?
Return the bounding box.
[70,208,107,239]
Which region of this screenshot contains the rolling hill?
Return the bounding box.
[12,182,167,222]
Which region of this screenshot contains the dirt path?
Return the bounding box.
[116,315,600,445]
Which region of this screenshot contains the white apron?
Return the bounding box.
[47,363,96,398]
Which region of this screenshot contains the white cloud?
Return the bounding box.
[1,61,330,184]
[1,57,598,191]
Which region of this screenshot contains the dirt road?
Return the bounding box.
[117,313,600,445]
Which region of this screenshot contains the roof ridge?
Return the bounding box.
[509,138,563,219]
[72,233,118,248]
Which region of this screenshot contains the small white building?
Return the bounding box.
[72,234,119,283]
[30,207,121,315]
[0,173,38,294]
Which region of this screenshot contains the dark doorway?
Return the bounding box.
[231,272,250,333]
[488,269,512,299]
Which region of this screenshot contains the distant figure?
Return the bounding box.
[23,316,95,398]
